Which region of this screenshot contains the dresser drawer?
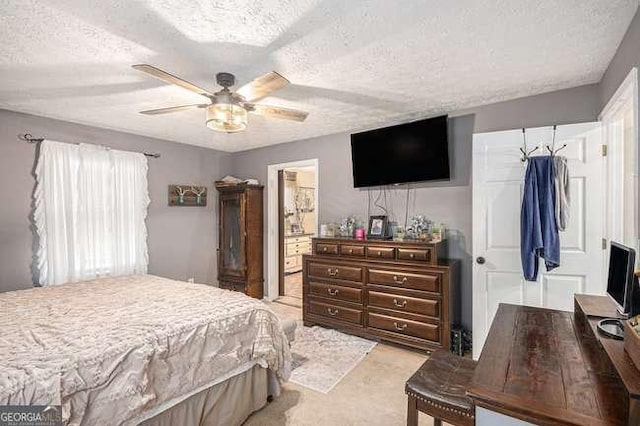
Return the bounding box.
[284,256,298,270]
[368,269,440,293]
[366,246,395,259]
[287,241,311,250]
[308,262,363,282]
[397,248,432,263]
[368,313,440,342]
[286,235,311,244]
[310,281,363,304]
[368,291,440,318]
[309,299,363,325]
[316,243,339,255]
[286,244,311,256]
[340,244,366,258]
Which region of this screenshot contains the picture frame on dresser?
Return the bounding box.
[367,215,389,239]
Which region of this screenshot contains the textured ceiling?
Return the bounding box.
[1,0,638,152]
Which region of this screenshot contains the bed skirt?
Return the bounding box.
[139,365,273,426]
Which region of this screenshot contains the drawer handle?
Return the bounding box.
[377,251,382,256]
[327,308,339,316]
[327,268,339,276]
[409,253,415,259]
[322,247,328,252]
[349,249,354,254]
[393,275,408,285]
[327,288,339,296]
[394,322,408,331]
[393,299,407,308]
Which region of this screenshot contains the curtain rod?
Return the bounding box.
[19,133,161,159]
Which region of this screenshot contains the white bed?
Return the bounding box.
[0,275,291,425]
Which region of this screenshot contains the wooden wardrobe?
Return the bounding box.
[215,182,264,299]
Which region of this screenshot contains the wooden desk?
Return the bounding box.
[467,299,638,426]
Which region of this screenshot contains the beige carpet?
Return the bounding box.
[276,272,303,308]
[248,302,438,426]
[275,295,302,308]
[284,272,303,299]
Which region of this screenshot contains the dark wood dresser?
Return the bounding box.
[302,237,459,352]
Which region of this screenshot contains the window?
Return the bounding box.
[34,140,150,285]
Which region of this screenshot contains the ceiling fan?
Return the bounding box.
[132,64,309,133]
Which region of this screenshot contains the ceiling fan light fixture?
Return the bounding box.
[205,103,247,133]
[133,65,309,131]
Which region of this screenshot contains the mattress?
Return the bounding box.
[0,275,291,425]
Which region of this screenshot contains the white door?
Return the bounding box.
[472,123,604,358]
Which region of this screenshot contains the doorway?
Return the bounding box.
[278,166,317,305]
[471,123,605,358]
[600,67,639,254]
[266,159,319,303]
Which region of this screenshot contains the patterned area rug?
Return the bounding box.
[289,324,377,394]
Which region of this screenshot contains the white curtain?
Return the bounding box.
[34,140,150,285]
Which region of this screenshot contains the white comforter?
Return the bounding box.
[0,275,291,425]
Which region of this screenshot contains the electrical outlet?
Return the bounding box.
[187,277,195,284]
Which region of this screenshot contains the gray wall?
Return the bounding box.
[600,7,640,109]
[231,83,601,329]
[0,109,231,292]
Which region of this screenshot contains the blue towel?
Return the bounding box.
[521,156,560,281]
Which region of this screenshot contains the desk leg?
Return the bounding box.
[407,395,418,426]
[630,398,640,426]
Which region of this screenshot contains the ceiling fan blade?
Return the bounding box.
[236,71,290,102]
[132,64,214,98]
[247,104,308,122]
[139,104,208,115]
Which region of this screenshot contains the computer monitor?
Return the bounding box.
[606,241,637,316]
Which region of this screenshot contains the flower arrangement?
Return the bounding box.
[338,216,357,237]
[407,215,432,239]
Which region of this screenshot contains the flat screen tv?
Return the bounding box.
[606,241,637,316]
[350,115,450,188]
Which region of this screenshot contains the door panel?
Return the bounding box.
[219,193,246,277]
[542,274,585,311]
[487,182,522,249]
[560,177,585,252]
[486,271,524,323]
[473,123,603,358]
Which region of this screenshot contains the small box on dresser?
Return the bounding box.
[302,237,459,353]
